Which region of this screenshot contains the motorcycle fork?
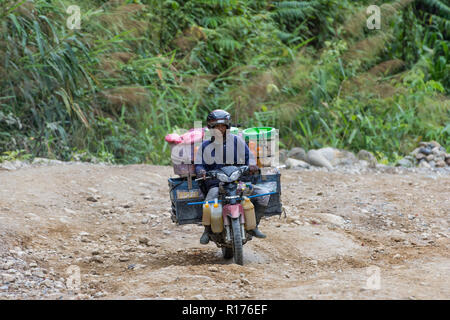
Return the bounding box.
[223,214,245,244]
[224,217,231,243]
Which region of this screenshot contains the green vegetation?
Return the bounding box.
[0,0,448,165]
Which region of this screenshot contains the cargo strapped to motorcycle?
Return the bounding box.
[168,169,282,225]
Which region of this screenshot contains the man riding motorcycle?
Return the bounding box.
[195,109,270,244]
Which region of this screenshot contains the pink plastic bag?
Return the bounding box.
[165,133,182,144]
[179,128,205,144]
[165,128,205,145]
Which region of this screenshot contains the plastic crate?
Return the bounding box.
[168,178,205,225]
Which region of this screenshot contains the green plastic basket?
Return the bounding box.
[243,127,276,141]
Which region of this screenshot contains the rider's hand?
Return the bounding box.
[198,169,207,179]
[249,165,259,174]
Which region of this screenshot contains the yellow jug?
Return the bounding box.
[210,199,224,233]
[202,203,211,226]
[242,197,256,231]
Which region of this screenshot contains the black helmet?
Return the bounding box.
[206,109,231,129]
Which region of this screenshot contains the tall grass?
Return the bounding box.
[0,0,448,164]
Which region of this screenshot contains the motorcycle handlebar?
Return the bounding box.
[194,166,258,181]
[195,176,211,182]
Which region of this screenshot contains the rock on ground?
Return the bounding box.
[285,158,310,169]
[287,148,307,162]
[306,150,333,170]
[357,150,377,168]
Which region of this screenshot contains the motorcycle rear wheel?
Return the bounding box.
[231,218,244,265]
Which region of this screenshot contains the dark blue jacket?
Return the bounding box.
[195,134,255,190]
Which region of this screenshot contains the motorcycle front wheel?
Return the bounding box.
[231,218,244,265]
[222,247,233,259]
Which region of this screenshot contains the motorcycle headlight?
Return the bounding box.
[229,171,241,181]
[216,172,230,182]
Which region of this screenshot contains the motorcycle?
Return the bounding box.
[188,165,275,265]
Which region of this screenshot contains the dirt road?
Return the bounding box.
[0,163,449,299]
